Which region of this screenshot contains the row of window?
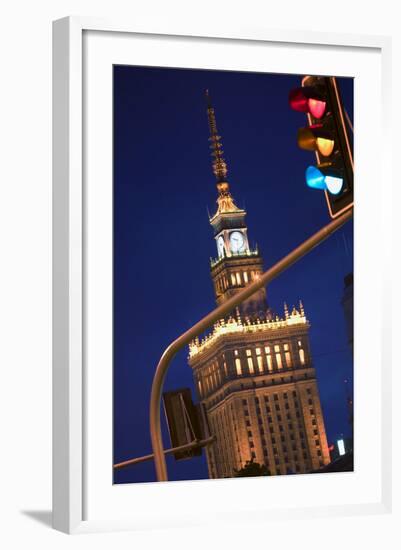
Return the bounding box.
[234,344,305,376]
[202,373,314,410]
[215,270,260,294]
[210,412,235,478]
[197,342,307,398]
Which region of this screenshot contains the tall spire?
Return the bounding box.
[206,90,229,187]
[206,90,240,215]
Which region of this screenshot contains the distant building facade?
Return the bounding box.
[188,93,330,478]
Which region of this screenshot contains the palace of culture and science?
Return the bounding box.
[188,92,330,478]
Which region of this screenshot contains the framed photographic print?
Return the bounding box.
[53,17,392,534]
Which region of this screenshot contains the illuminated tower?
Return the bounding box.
[206,90,268,317]
[188,92,330,478]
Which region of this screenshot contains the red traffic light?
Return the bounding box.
[289,86,327,119]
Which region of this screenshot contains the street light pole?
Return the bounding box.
[150,208,353,481]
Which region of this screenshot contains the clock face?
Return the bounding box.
[217,236,225,257]
[230,231,245,253]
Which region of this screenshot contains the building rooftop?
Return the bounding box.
[189,303,307,359]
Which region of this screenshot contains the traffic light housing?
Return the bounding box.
[162,388,203,460]
[289,76,353,219]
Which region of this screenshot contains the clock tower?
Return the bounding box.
[206,91,268,316]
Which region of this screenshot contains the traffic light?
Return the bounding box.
[162,388,202,460]
[289,76,353,219]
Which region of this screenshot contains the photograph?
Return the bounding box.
[112,65,354,484]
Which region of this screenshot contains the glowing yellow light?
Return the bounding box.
[235,358,242,375]
[316,137,334,157]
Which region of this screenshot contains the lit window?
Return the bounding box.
[285,352,292,367]
[274,345,280,352]
[266,354,273,371]
[299,349,305,365]
[257,356,264,373]
[198,380,202,396]
[223,362,228,376]
[235,358,242,375]
[284,343,289,351]
[236,272,241,285]
[264,346,270,354]
[246,349,252,356]
[247,357,254,374]
[276,353,282,369]
[231,273,236,286]
[256,348,261,355]
[298,340,302,347]
[234,349,239,356]
[243,271,248,283]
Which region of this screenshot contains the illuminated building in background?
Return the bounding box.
[188,92,330,478]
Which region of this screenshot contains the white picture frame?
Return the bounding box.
[52,16,392,534]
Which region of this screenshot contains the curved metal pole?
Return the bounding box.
[150,208,353,481]
[114,436,215,470]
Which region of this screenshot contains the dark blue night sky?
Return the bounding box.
[113,65,354,484]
